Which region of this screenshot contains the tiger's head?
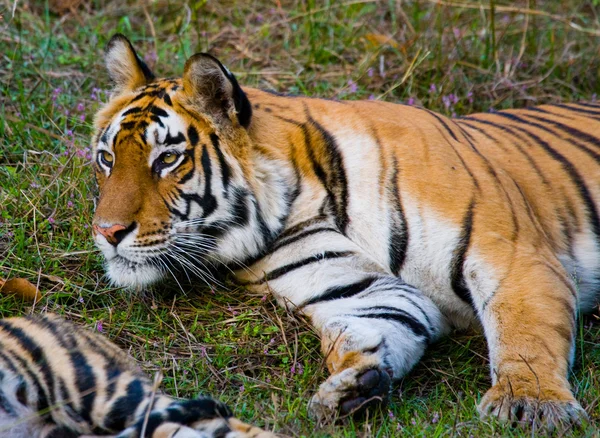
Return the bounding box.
[92,35,290,288]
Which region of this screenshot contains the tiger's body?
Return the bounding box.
[91,34,600,429]
[0,314,273,438]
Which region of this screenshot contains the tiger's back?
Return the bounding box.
[243,90,600,322]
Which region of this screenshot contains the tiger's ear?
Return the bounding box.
[105,34,154,94]
[182,53,252,129]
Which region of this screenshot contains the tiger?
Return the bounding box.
[91,33,600,430]
[0,314,275,438]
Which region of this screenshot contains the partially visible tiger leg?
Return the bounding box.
[478,250,587,429]
[240,230,447,420]
[304,275,446,419]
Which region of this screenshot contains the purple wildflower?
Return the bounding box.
[453,28,461,39]
[261,295,267,302]
[411,418,417,426]
[79,114,85,122]
[407,97,415,106]
[431,412,440,424]
[144,50,158,65]
[30,182,40,188]
[78,297,84,303]
[347,79,358,94]
[442,95,451,109]
[429,83,437,93]
[76,102,85,112]
[388,410,394,419]
[367,68,374,78]
[368,94,375,100]
[96,320,103,332]
[239,385,245,393]
[67,201,74,208]
[48,217,55,224]
[467,91,474,104]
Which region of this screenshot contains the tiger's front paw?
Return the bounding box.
[478,382,588,431]
[308,366,391,420]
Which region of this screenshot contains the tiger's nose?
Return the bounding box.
[93,223,135,246]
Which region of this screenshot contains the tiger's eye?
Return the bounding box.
[99,151,113,167]
[161,152,177,164]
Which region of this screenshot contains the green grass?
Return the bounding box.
[2,0,600,436]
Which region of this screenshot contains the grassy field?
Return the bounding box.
[2,0,600,436]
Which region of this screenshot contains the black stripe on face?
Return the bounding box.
[356,310,430,342]
[302,276,378,307]
[199,145,218,217]
[210,133,231,195]
[187,126,199,147]
[163,130,186,146]
[450,199,477,312]
[104,379,146,431]
[256,251,355,284]
[388,158,409,275]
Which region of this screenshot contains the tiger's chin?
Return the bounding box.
[105,257,165,289]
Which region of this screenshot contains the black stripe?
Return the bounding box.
[553,103,600,118]
[0,321,55,413]
[256,251,354,284]
[459,117,550,185]
[425,112,480,190]
[177,149,196,185]
[31,317,97,423]
[187,126,199,147]
[520,113,600,160]
[425,109,459,141]
[140,398,232,438]
[388,158,409,275]
[356,310,430,341]
[104,379,146,431]
[270,227,338,253]
[199,145,217,217]
[277,216,328,241]
[210,133,231,195]
[302,276,378,307]
[305,110,350,233]
[0,388,17,417]
[163,130,186,146]
[450,199,477,311]
[493,116,600,265]
[570,101,600,109]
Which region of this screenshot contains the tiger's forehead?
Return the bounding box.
[97,79,190,152]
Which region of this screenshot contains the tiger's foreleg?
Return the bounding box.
[476,250,587,429]
[240,231,446,419]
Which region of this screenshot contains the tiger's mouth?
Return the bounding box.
[104,254,166,288]
[101,233,219,289]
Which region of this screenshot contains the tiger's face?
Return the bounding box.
[92,35,262,288]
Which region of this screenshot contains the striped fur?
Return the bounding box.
[0,314,274,438]
[92,34,599,429]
